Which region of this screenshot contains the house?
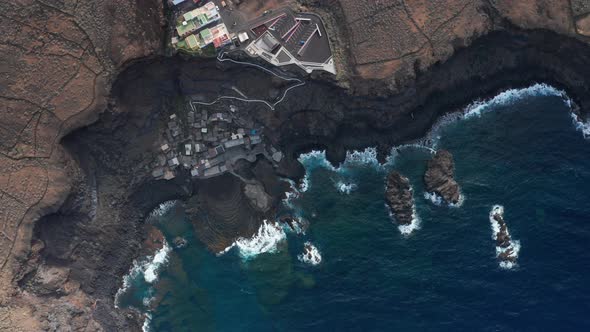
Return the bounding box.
[185,34,201,49]
[194,143,206,153]
[185,143,192,156]
[191,168,200,177]
[194,23,231,49]
[250,135,262,145]
[164,170,176,180]
[224,138,245,149]
[161,144,170,152]
[182,2,220,27]
[168,157,180,167]
[176,20,198,38]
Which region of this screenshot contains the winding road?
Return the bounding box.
[191,52,305,111]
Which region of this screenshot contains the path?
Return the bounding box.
[191,52,305,111]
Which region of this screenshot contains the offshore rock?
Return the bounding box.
[489,205,519,269]
[385,171,415,225]
[424,150,461,205]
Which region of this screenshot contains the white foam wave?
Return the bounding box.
[144,241,172,283]
[424,192,444,206]
[570,112,590,139]
[280,178,301,207]
[219,220,287,260]
[489,205,520,270]
[423,191,464,207]
[417,83,583,149]
[281,216,308,235]
[385,143,437,165]
[464,83,565,119]
[114,240,171,308]
[498,240,521,270]
[298,242,322,265]
[147,200,177,220]
[335,180,357,194]
[297,150,337,172]
[142,313,152,332]
[300,173,310,192]
[342,147,380,167]
[385,203,421,236]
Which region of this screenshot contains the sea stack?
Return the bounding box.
[489,205,519,269]
[385,171,415,225]
[424,150,461,205]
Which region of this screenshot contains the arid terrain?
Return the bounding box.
[302,0,590,92]
[2,0,590,331]
[0,0,163,330]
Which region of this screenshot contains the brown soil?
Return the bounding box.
[4,0,590,331]
[303,0,590,93]
[0,0,164,330]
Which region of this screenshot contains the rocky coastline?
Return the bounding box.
[25,27,590,330]
[5,1,590,330]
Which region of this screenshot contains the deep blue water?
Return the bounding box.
[118,86,590,331]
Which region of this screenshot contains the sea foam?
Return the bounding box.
[570,112,590,139]
[385,201,421,236]
[147,200,177,221]
[489,205,520,270]
[142,313,152,332]
[335,180,357,194]
[114,240,172,308]
[463,83,566,119]
[298,242,322,265]
[219,220,287,260]
[424,191,464,208]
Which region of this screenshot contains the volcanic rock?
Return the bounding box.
[490,206,519,267]
[385,171,415,225]
[424,150,461,205]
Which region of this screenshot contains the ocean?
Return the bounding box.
[117,84,590,331]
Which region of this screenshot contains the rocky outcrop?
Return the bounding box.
[489,205,519,269]
[384,171,415,225]
[424,150,461,205]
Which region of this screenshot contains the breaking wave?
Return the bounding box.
[142,313,152,332]
[335,180,357,194]
[423,83,584,148]
[298,242,322,266]
[463,83,566,119]
[144,242,172,283]
[424,191,464,207]
[114,240,171,308]
[342,147,381,168]
[385,203,421,236]
[220,220,287,260]
[281,178,301,208]
[147,200,177,220]
[571,112,590,138]
[489,205,520,270]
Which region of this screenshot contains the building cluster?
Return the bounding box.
[151,103,282,181]
[172,1,232,51]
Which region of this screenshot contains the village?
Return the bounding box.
[148,0,335,181]
[150,99,284,180]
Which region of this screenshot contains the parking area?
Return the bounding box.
[245,9,332,64]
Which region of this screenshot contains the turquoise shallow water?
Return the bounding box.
[118,85,590,331]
